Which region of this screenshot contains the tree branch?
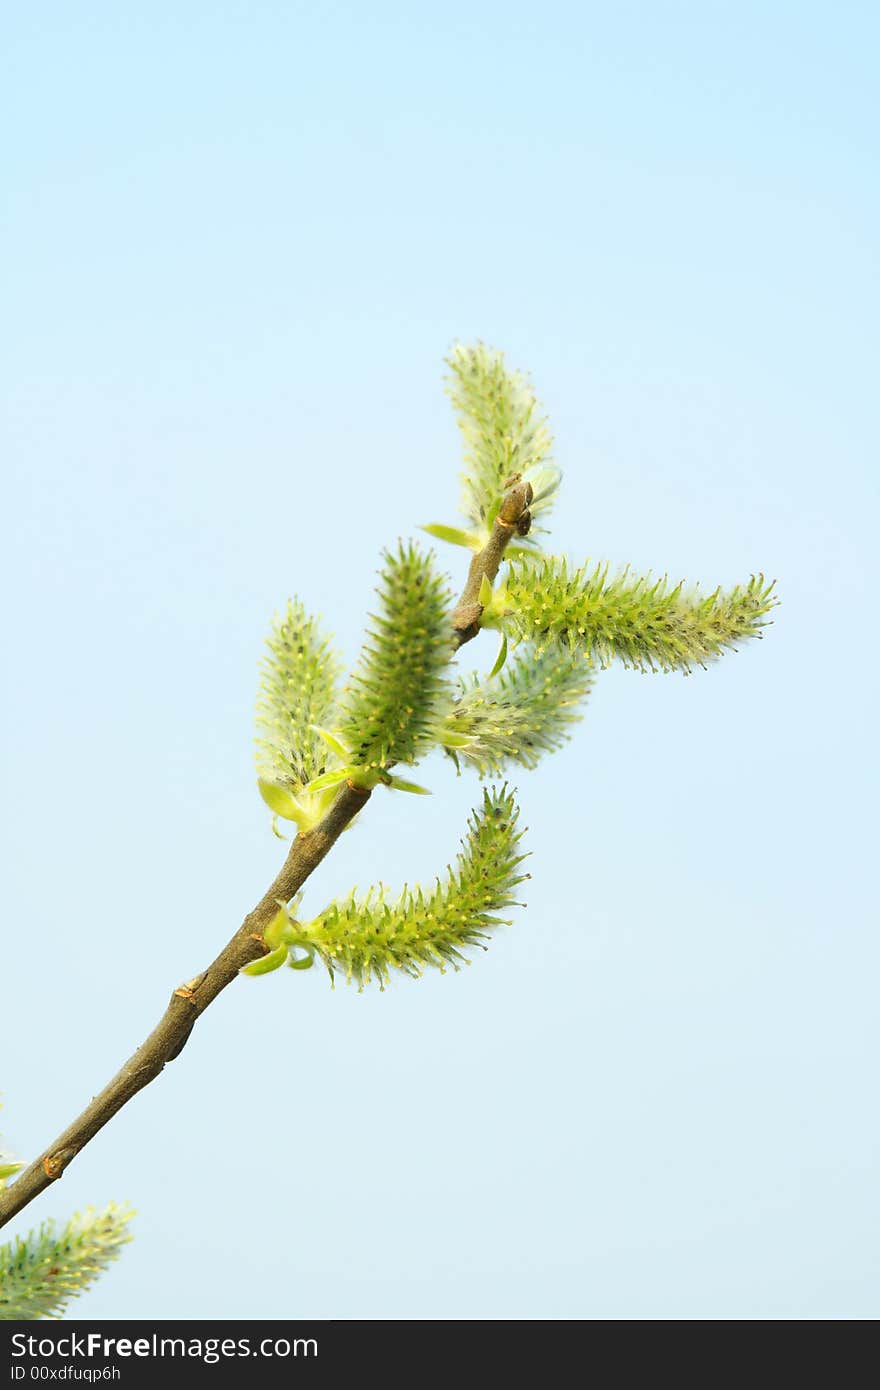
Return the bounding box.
[451,480,533,645]
[0,784,370,1230]
[0,482,530,1232]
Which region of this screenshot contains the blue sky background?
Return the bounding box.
[2,2,877,1319]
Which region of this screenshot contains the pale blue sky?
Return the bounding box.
[2,2,877,1319]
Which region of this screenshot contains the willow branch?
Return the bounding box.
[0,486,530,1232]
[451,480,533,646]
[0,784,370,1230]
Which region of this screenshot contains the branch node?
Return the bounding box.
[42,1148,76,1181]
[174,972,206,1003]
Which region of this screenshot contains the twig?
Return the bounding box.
[451,480,533,645]
[0,785,369,1228]
[0,482,531,1232]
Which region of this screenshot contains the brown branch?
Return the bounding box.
[0,480,531,1232]
[0,784,370,1229]
[451,480,533,645]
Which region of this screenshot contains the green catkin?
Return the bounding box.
[439,646,594,774]
[446,342,554,532]
[339,543,453,772]
[495,558,777,673]
[0,1205,133,1321]
[255,600,342,790]
[299,786,528,989]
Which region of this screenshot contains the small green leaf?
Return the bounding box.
[479,574,494,607]
[241,943,290,976]
[437,729,473,750]
[263,907,291,950]
[257,779,304,822]
[0,1161,22,1184]
[309,725,352,761]
[386,776,432,795]
[421,523,482,550]
[304,767,353,793]
[488,631,508,677]
[287,943,316,971]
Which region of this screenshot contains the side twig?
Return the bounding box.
[0,481,531,1232]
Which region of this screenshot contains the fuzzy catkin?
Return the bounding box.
[447,342,554,531]
[0,1205,133,1320]
[255,600,342,790]
[496,558,777,673]
[339,543,454,771]
[299,786,527,988]
[440,645,594,773]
